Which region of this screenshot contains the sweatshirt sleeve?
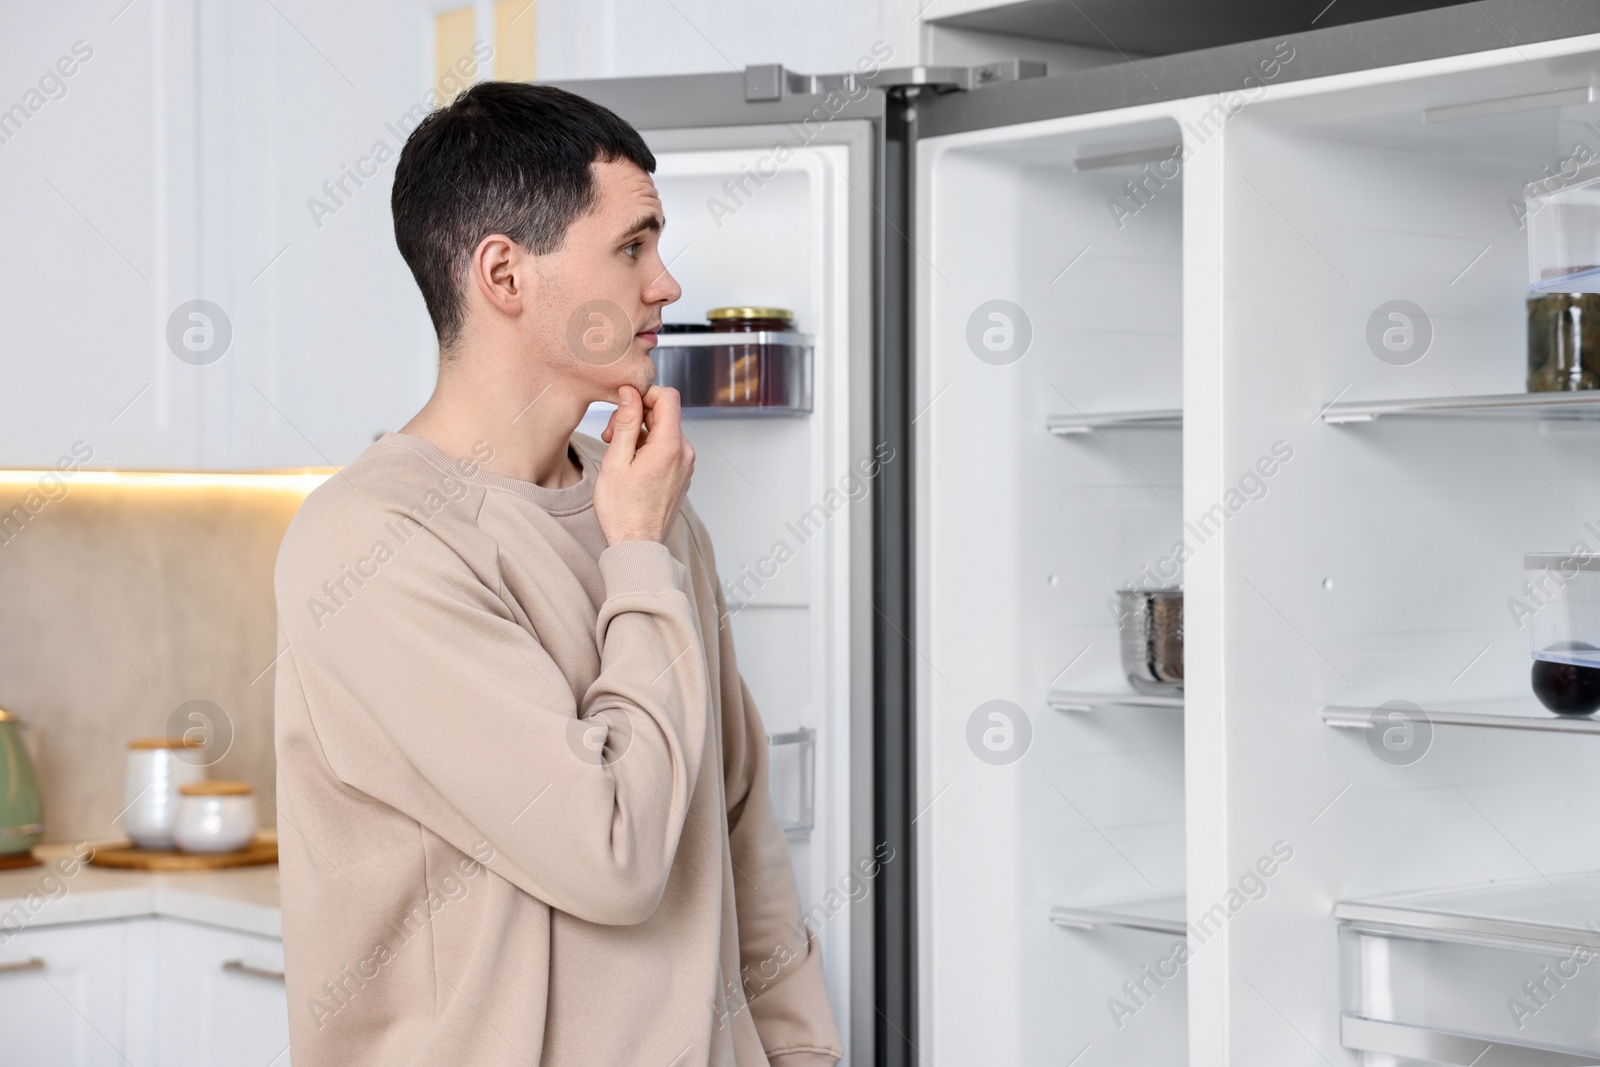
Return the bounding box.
[276,490,711,928]
[695,525,844,1062]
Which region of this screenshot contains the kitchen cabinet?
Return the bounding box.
[0,4,204,471]
[0,916,287,1067]
[197,0,442,471]
[0,0,441,472]
[0,919,142,1067]
[156,918,290,1067]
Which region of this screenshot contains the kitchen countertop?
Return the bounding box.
[0,839,281,939]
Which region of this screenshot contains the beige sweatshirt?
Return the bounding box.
[272,430,842,1066]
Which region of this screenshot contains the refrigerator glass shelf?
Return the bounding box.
[1340,1015,1600,1067]
[1046,409,1183,436]
[1048,689,1183,713]
[1323,697,1600,736]
[1049,894,1187,936]
[1336,871,1600,948]
[1319,391,1600,425]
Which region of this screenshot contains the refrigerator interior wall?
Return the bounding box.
[579,139,859,1047]
[1214,35,1600,1067]
[915,108,1186,1064]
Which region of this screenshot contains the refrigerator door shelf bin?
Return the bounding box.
[1046,409,1182,436]
[1526,157,1600,296]
[1337,874,1600,1063]
[1048,690,1184,714]
[1049,895,1188,937]
[1323,698,1600,736]
[651,332,814,415]
[1319,391,1600,425]
[767,727,815,836]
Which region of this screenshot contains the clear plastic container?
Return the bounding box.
[1527,161,1600,294]
[1339,923,1600,1063]
[1337,875,1600,1064]
[648,332,813,415]
[1525,552,1600,667]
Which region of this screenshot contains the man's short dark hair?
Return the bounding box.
[391,81,656,351]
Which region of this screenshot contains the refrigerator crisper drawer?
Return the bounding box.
[1336,877,1600,1066]
[650,332,813,415]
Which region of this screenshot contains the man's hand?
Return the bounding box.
[594,385,695,545]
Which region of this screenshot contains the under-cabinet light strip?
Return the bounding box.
[0,470,335,492]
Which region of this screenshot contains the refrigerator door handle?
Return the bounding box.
[767,727,816,836]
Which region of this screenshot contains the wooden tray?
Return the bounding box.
[0,851,42,870]
[88,836,277,871]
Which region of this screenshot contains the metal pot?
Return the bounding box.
[1116,589,1184,695]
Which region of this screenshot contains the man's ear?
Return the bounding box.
[470,234,529,317]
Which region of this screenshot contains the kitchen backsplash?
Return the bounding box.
[0,481,309,842]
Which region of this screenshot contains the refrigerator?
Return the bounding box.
[553,66,894,1067]
[556,6,1600,1065]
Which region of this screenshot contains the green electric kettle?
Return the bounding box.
[0,708,43,858]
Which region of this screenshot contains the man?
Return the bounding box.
[272,81,842,1067]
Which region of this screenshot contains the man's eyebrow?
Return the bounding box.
[618,213,664,240]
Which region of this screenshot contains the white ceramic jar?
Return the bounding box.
[123,739,207,849]
[172,781,257,853]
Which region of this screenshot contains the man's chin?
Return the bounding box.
[592,351,657,402]
[627,348,658,393]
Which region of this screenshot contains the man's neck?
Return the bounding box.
[400,360,592,490]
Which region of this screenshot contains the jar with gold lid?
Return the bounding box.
[708,306,798,408]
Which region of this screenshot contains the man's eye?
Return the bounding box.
[623,242,640,258]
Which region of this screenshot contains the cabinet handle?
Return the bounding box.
[0,957,45,974]
[223,959,285,982]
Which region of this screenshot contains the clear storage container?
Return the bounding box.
[1337,876,1600,1066]
[1527,162,1600,294]
[1525,552,1600,667]
[648,331,813,415]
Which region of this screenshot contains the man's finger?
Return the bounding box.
[641,386,682,446]
[603,386,644,464]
